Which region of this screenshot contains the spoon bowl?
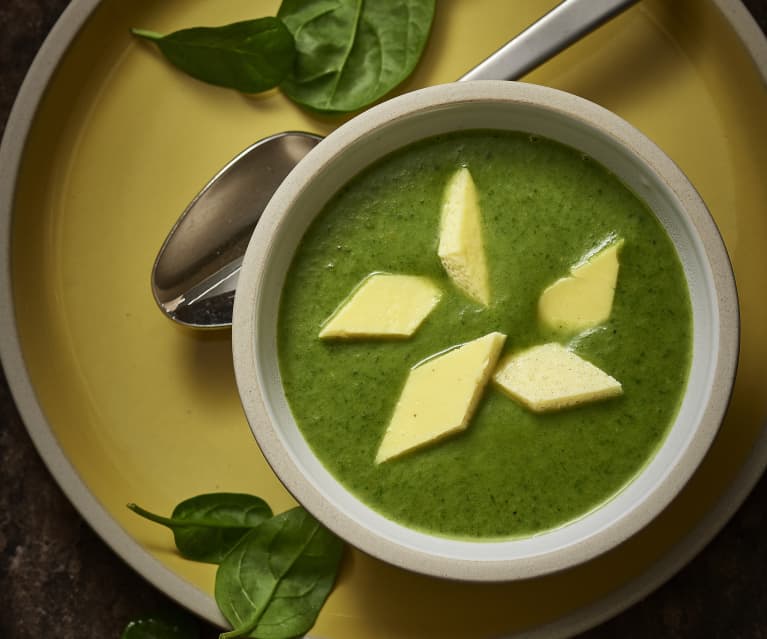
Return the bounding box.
[151,131,321,328]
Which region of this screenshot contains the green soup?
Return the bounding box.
[277,131,692,539]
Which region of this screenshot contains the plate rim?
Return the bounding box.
[0,1,764,636]
[0,0,226,626]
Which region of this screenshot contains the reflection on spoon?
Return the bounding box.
[151,132,322,327]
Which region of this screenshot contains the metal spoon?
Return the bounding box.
[152,0,638,328]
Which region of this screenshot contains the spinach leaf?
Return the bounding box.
[121,609,200,639]
[131,18,295,93]
[278,0,436,113]
[128,493,272,563]
[214,507,344,639]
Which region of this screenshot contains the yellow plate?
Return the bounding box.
[1,1,765,637]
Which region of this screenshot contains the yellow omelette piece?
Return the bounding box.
[375,332,506,463]
[493,342,623,412]
[437,167,491,306]
[319,273,442,339]
[538,239,624,332]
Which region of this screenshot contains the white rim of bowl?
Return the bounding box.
[231,80,739,582]
[0,0,761,635]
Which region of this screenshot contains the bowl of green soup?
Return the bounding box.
[231,81,738,581]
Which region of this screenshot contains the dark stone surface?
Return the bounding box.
[1,2,765,637]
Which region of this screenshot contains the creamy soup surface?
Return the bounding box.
[277,130,692,539]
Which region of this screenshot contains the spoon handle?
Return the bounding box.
[459,0,640,82]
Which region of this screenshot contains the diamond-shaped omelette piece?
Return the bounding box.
[493,342,622,412]
[319,273,442,339]
[375,332,507,463]
[538,238,624,332]
[437,167,491,306]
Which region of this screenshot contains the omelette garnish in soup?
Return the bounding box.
[278,130,692,539]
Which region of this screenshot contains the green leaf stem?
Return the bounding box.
[131,18,295,93]
[128,493,272,563]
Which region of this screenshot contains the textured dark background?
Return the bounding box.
[1,2,766,637]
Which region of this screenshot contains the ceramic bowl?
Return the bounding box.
[231,81,738,581]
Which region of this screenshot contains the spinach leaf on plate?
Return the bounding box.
[278,0,436,113]
[121,609,200,639]
[215,507,344,639]
[128,493,272,563]
[131,18,295,93]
